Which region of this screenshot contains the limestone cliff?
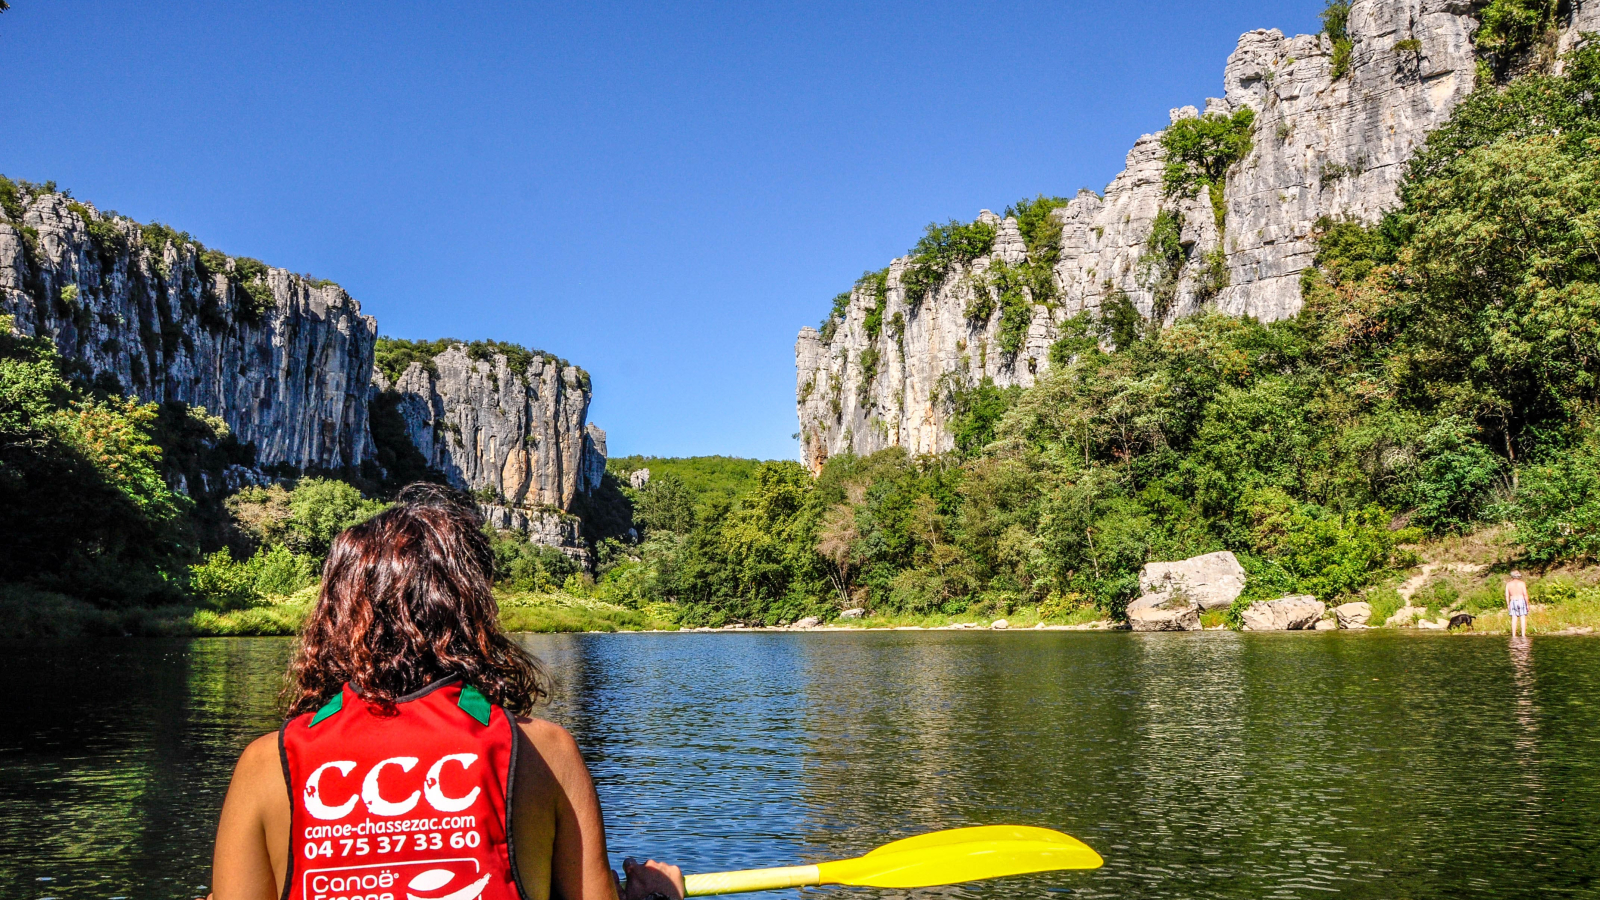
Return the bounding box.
[375,345,603,511]
[798,0,1598,470]
[0,182,608,536]
[0,188,375,470]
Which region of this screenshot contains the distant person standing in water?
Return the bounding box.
[208,484,683,900]
[1506,570,1530,638]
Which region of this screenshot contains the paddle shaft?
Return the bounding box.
[685,865,821,896]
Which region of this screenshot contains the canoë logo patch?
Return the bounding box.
[303,859,487,900]
[405,868,492,900]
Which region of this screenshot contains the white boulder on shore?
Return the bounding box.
[1127,551,1247,631]
[1128,596,1203,632]
[839,608,866,620]
[1334,601,1372,629]
[1139,551,1248,610]
[1241,595,1326,631]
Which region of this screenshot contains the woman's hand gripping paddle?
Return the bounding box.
[682,825,1103,896]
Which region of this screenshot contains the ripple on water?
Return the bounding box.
[1,631,1598,899]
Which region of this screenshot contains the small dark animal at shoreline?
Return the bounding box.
[1448,613,1476,631]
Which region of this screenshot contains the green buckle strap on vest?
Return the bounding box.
[309,691,344,727]
[458,683,493,726]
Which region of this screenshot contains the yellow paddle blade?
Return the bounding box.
[820,837,1103,889]
[864,825,1082,856]
[683,827,1102,896]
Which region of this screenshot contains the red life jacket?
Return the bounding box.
[279,678,527,900]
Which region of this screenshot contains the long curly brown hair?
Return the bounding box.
[285,484,549,717]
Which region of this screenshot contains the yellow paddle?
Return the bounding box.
[682,825,1103,896]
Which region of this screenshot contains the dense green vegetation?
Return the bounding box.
[0,315,197,606]
[607,455,765,503]
[1160,107,1256,229]
[1139,210,1186,319]
[374,336,575,383]
[901,219,996,310]
[579,44,1600,627]
[1474,0,1560,78]
[1322,1,1353,80]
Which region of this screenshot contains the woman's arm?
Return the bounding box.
[531,721,682,900]
[536,721,623,900]
[211,733,290,900]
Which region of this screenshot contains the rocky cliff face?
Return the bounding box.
[1,183,608,532]
[798,0,1597,470]
[1215,0,1479,320]
[376,345,603,511]
[0,189,376,470]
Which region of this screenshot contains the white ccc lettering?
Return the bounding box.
[304,760,359,820]
[424,754,481,813]
[363,756,421,816]
[302,754,482,820]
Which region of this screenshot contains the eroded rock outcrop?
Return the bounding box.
[1128,597,1203,633]
[1334,600,1373,628]
[376,345,601,511]
[2,184,609,543]
[481,503,592,567]
[0,190,375,470]
[798,2,1600,467]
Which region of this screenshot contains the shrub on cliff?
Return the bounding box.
[1321,0,1353,80]
[374,336,572,384]
[901,218,996,311]
[1161,108,1256,227]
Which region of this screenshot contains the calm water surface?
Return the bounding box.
[1,631,1597,899]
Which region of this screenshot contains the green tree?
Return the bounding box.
[0,317,193,605]
[634,473,697,535]
[1161,108,1256,227]
[1512,427,1600,564]
[285,478,386,555]
[1322,1,1353,79]
[901,219,997,310]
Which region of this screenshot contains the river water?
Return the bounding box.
[1,631,1597,899]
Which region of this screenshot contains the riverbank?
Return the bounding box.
[0,584,675,638]
[5,530,1600,637]
[3,586,1597,638]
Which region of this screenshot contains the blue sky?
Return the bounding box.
[0,0,1325,460]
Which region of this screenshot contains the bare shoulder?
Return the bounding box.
[238,731,282,776]
[517,716,580,753]
[516,718,587,777]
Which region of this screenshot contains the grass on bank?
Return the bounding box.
[821,601,1109,630]
[0,584,196,638]
[190,588,676,636]
[0,584,675,638]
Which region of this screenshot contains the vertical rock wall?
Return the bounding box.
[378,345,602,511]
[0,185,608,528]
[1216,1,1479,320]
[798,0,1596,470]
[0,190,375,470]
